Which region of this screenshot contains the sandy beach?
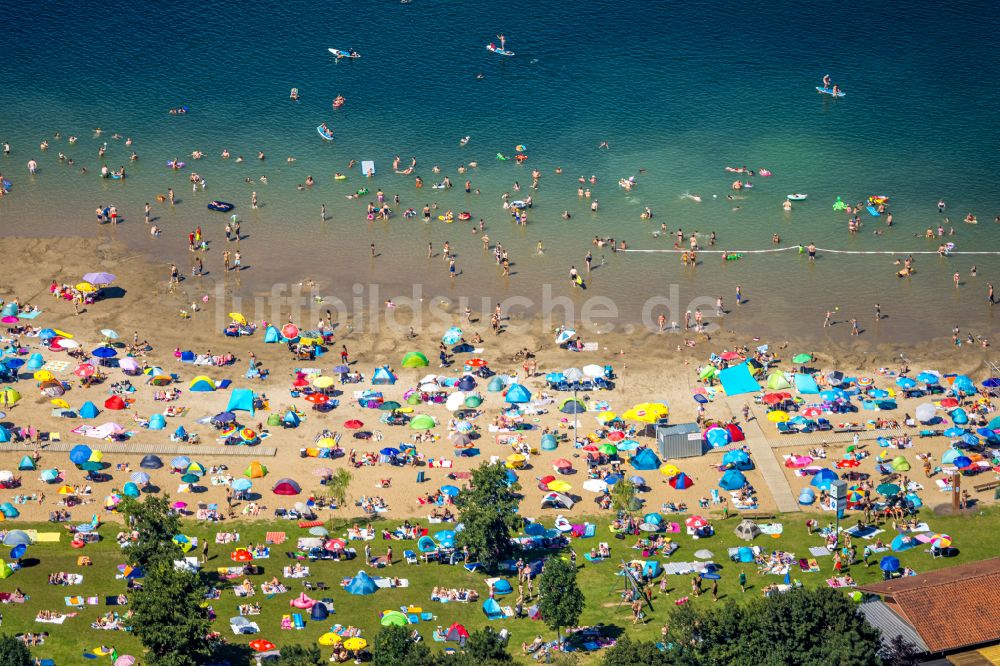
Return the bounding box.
[0,236,994,529]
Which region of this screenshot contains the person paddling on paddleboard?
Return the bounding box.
[497,34,506,50]
[823,74,831,89]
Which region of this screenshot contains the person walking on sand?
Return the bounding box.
[341,346,349,365]
[824,310,832,327]
[233,251,242,271]
[851,318,859,336]
[169,263,179,286]
[223,251,231,272]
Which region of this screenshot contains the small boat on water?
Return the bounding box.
[486,44,514,56]
[328,48,360,59]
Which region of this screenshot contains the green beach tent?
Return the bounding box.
[766,371,792,390]
[401,352,429,368]
[409,415,436,430]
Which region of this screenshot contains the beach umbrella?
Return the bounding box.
[232,479,252,492]
[952,456,972,469]
[792,353,813,364]
[440,485,460,497]
[38,328,58,341]
[332,364,350,374]
[379,400,402,411]
[622,402,669,423]
[762,393,788,405]
[40,469,60,483]
[767,410,790,423]
[305,393,329,405]
[545,372,566,384]
[940,397,959,409]
[343,638,368,652]
[249,639,276,653]
[895,376,916,389]
[943,427,965,438]
[917,372,940,385]
[598,443,618,455]
[228,312,247,325]
[100,329,119,340]
[555,328,575,345]
[69,444,93,464]
[55,338,80,350]
[442,327,463,345]
[0,316,17,324]
[879,556,900,572]
[130,472,150,485]
[380,447,400,456]
[281,324,299,339]
[466,358,488,368]
[453,420,473,432]
[180,473,200,484]
[77,282,97,293]
[344,419,364,429]
[33,369,54,382]
[171,456,191,470]
[547,479,572,493]
[319,632,342,646]
[660,463,680,477]
[877,483,900,496]
[685,515,708,529]
[114,657,136,666]
[311,375,336,389]
[553,458,572,470]
[931,534,952,549]
[73,363,96,378]
[92,346,117,358]
[582,479,607,493]
[83,272,116,285]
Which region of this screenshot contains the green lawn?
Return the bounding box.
[4,506,999,664]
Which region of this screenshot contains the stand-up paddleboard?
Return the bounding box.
[486,44,515,56]
[816,87,845,97]
[866,205,880,217]
[328,48,361,59]
[317,125,334,140]
[786,194,808,201]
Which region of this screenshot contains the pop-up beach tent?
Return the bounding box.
[718,363,759,396]
[345,570,377,595]
[226,389,255,415]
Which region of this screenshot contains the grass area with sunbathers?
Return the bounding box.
[5,505,1000,664]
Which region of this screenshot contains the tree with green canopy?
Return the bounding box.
[0,635,32,666]
[610,477,636,515]
[464,627,514,662]
[454,461,521,571]
[277,644,324,665]
[324,468,353,510]
[119,494,181,569]
[599,636,674,666]
[372,625,431,666]
[537,557,585,641]
[662,586,881,666]
[130,562,212,666]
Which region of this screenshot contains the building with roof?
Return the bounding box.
[857,557,1000,663]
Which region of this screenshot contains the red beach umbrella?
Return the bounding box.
[344,419,364,429]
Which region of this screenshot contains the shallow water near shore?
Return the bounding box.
[1,0,999,342]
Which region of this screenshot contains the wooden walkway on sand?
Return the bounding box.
[2,442,277,457]
[739,411,801,514]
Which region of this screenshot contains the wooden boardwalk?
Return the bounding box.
[739,410,802,514]
[2,441,277,457]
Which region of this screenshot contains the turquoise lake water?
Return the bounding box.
[1,0,998,341]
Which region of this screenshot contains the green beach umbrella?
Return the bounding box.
[464,395,483,408]
[409,414,436,430]
[406,393,422,405]
[792,353,813,364]
[599,443,618,455]
[79,461,103,472]
[401,352,429,368]
[181,473,200,484]
[379,401,402,411]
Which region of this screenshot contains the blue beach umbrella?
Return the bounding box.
[440,485,460,497]
[442,327,463,345]
[91,347,117,359]
[879,556,900,572]
[40,469,60,483]
[952,456,972,469]
[232,478,252,491]
[131,472,150,484]
[895,377,916,389]
[916,372,939,385]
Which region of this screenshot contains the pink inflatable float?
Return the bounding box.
[290,592,316,609]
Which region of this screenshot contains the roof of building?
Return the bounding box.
[857,557,1000,653]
